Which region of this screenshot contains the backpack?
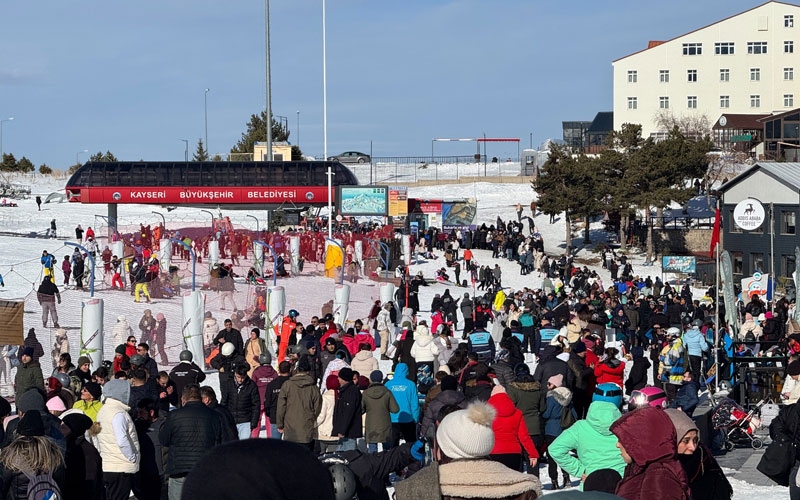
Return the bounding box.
[744,330,756,342]
[560,405,576,429]
[22,469,61,500]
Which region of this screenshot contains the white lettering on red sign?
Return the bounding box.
[130,191,166,199]
[246,190,298,199]
[179,191,234,200]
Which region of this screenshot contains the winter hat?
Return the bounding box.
[441,375,458,392]
[61,412,93,437]
[84,381,102,400]
[21,347,34,358]
[401,321,412,330]
[46,396,66,412]
[665,408,699,447]
[16,390,46,413]
[114,344,126,355]
[117,315,126,322]
[436,401,496,460]
[789,361,800,377]
[548,374,564,388]
[631,346,644,359]
[221,343,235,356]
[583,468,622,494]
[325,337,337,346]
[571,341,586,354]
[439,365,451,375]
[103,379,131,404]
[16,410,45,437]
[745,313,753,321]
[356,376,370,390]
[369,370,384,383]
[296,356,311,373]
[491,385,506,397]
[77,356,92,367]
[338,367,354,382]
[305,340,317,350]
[766,311,774,320]
[758,313,766,322]
[325,374,340,392]
[156,313,165,321]
[0,397,10,418]
[593,383,624,408]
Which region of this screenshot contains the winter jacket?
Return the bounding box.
[420,389,467,440]
[660,338,687,385]
[252,364,278,403]
[112,317,134,348]
[315,390,337,442]
[337,444,417,500]
[264,375,289,422]
[594,358,625,387]
[491,360,515,387]
[542,387,573,437]
[683,329,709,357]
[410,327,440,363]
[332,382,363,438]
[95,398,140,474]
[532,346,574,389]
[671,380,700,416]
[73,400,103,422]
[63,434,102,500]
[738,318,762,340]
[625,356,651,395]
[276,372,322,443]
[351,350,379,376]
[169,361,206,406]
[14,361,44,401]
[376,308,393,332]
[221,376,260,429]
[678,443,733,500]
[506,377,543,437]
[567,352,593,391]
[611,407,689,500]
[385,363,420,424]
[434,336,458,369]
[487,392,537,457]
[0,463,66,500]
[548,401,626,482]
[361,382,399,444]
[159,400,224,476]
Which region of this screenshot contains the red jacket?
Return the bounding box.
[594,359,625,387]
[487,392,538,457]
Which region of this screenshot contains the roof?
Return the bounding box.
[587,112,614,134]
[719,162,800,193]
[713,114,770,130]
[613,1,799,63]
[757,107,800,123]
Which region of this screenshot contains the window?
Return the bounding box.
[687,69,697,82]
[783,211,797,234]
[659,96,669,109]
[786,94,795,107]
[750,68,761,81]
[751,94,761,108]
[720,95,730,108]
[786,15,795,28]
[784,254,797,278]
[715,42,735,55]
[747,41,768,54]
[730,210,742,233]
[659,70,669,83]
[786,41,795,54]
[627,70,637,83]
[786,67,795,81]
[682,43,702,55]
[687,96,697,109]
[732,252,743,275]
[752,253,765,274]
[627,97,637,110]
[720,68,730,81]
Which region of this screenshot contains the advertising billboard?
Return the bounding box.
[662,256,696,274]
[338,186,388,216]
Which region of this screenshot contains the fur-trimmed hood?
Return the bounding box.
[438,459,543,498]
[508,380,541,392]
[548,386,573,407]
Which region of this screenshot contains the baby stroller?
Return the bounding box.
[710,398,765,451]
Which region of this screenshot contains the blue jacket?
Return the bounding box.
[683,328,709,357]
[542,387,574,437]
[467,329,495,363]
[41,254,55,269]
[385,363,420,424]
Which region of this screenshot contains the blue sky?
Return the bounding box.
[0,0,766,169]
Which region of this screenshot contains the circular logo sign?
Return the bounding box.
[112,192,121,201]
[305,191,314,201]
[753,272,762,281]
[733,198,765,231]
[719,116,727,127]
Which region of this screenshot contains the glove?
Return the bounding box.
[410,439,425,461]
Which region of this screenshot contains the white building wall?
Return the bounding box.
[613,2,800,138]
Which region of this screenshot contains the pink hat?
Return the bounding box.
[46,397,66,412]
[548,374,564,388]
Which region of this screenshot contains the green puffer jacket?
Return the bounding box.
[15,361,44,401]
[361,382,399,444]
[548,400,626,487]
[505,377,543,436]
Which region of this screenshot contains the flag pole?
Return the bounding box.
[714,197,720,394]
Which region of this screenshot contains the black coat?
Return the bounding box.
[63,436,103,500]
[128,381,159,417]
[533,346,574,389]
[169,361,206,407]
[0,463,66,500]
[264,375,290,421]
[159,400,224,476]
[209,402,238,443]
[678,444,733,500]
[336,443,416,500]
[221,376,261,429]
[332,382,363,438]
[625,356,651,395]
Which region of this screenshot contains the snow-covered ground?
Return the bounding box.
[0,173,782,497]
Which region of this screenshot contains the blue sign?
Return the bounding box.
[662,256,696,274]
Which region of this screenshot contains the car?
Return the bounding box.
[328,151,371,164]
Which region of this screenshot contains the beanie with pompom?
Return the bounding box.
[436,401,496,460]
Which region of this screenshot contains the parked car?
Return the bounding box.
[328,151,371,164]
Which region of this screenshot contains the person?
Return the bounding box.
[665,409,733,500]
[625,346,651,396]
[394,400,543,500]
[332,367,363,451]
[35,195,42,211]
[361,370,398,453]
[376,303,394,360]
[421,375,467,442]
[169,350,206,408]
[243,327,269,377]
[782,360,800,404]
[410,323,440,394]
[15,347,44,402]
[131,259,152,303]
[210,342,245,402]
[37,276,61,328]
[683,319,709,383]
[660,327,687,404]
[73,381,104,421]
[487,385,539,473]
[214,319,243,356]
[94,379,141,500]
[275,356,321,449]
[594,347,625,388]
[264,361,291,439]
[0,413,66,498]
[610,406,690,500]
[62,255,72,286]
[23,328,45,364]
[541,374,575,489]
[385,363,420,448]
[670,371,700,416]
[49,219,57,238]
[61,412,104,500]
[317,375,340,453]
[220,364,260,440]
[134,344,158,381]
[152,313,168,366]
[351,343,379,376]
[159,384,225,500]
[251,352,277,438]
[199,386,237,443]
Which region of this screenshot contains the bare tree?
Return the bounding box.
[653,110,712,140]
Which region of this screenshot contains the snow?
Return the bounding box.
[0,172,778,495]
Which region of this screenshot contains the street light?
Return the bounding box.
[265,0,273,161]
[323,0,331,237]
[200,209,215,235]
[151,211,166,227]
[246,214,260,233]
[204,88,210,155]
[181,139,189,162]
[296,110,300,149]
[0,117,14,159]
[76,149,89,165]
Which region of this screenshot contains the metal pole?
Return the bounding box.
[0,117,13,159]
[296,110,300,149]
[151,211,165,227]
[770,202,775,312]
[254,240,278,286]
[323,0,330,237]
[431,139,434,163]
[181,140,188,162]
[370,140,373,186]
[530,132,533,149]
[204,88,210,155]
[246,214,260,233]
[265,0,273,161]
[483,132,487,176]
[200,209,215,237]
[169,238,197,291]
[76,149,88,166]
[714,197,720,394]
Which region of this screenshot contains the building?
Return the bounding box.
[613,1,800,140]
[718,162,799,281]
[562,121,591,151]
[760,107,800,159]
[253,141,292,161]
[585,112,614,153]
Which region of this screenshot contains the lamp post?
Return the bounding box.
[296,110,300,149]
[322,0,331,237]
[200,209,215,236]
[151,211,166,227]
[76,149,89,165]
[181,139,189,162]
[0,117,14,159]
[246,214,260,233]
[265,0,273,161]
[204,88,210,155]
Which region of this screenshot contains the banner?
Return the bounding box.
[721,251,739,336]
[662,256,696,274]
[388,187,408,217]
[0,300,24,346]
[741,273,770,303]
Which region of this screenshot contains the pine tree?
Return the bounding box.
[193,139,210,161]
[231,111,301,157]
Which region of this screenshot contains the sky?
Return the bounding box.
[0,0,771,169]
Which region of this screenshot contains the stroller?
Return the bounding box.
[710,398,765,451]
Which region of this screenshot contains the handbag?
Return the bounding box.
[757,407,799,486]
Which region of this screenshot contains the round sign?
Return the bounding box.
[733,198,765,231]
[719,116,727,127]
[336,215,343,222]
[753,272,762,281]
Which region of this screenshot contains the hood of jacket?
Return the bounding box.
[354,350,374,362]
[363,383,390,400]
[394,363,409,380]
[414,333,434,347]
[684,329,703,341]
[550,386,573,407]
[611,407,677,467]
[488,392,517,418]
[435,389,467,407]
[585,401,621,436]
[509,379,541,393]
[415,325,430,337]
[289,372,317,388]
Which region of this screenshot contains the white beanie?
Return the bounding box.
[436,401,496,460]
